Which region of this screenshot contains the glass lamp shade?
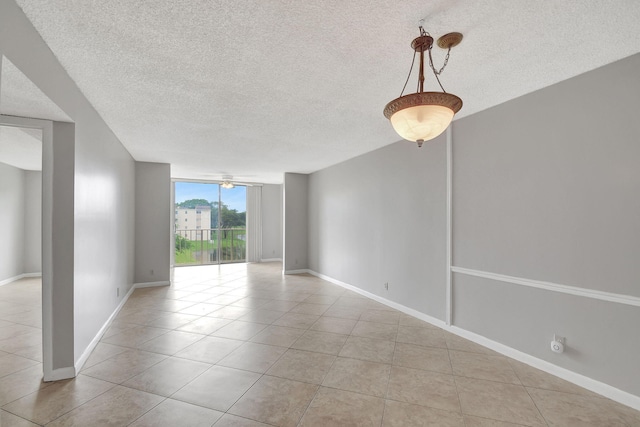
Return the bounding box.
[389,104,454,142]
[384,92,462,145]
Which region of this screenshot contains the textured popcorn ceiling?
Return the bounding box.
[0,56,71,122]
[11,1,640,183]
[0,57,67,171]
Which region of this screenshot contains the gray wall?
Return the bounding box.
[24,170,41,273]
[453,274,640,397]
[261,184,283,260]
[284,173,309,271]
[452,53,640,396]
[0,164,41,282]
[1,0,137,369]
[308,139,447,319]
[453,55,640,296]
[71,87,135,366]
[305,52,640,399]
[134,162,171,284]
[51,121,75,371]
[0,162,25,281]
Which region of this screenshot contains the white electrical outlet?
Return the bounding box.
[384,282,389,290]
[551,335,565,353]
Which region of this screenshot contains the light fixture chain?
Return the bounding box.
[429,47,451,76]
[428,46,447,93]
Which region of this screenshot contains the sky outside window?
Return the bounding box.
[175,181,246,212]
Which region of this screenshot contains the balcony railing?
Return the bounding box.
[175,228,246,265]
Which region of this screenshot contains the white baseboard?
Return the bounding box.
[308,269,446,329]
[284,269,311,275]
[0,272,42,287]
[22,272,42,278]
[305,269,640,412]
[44,366,75,382]
[134,280,171,288]
[74,280,168,373]
[74,284,137,373]
[0,276,21,286]
[448,326,640,411]
[260,258,282,263]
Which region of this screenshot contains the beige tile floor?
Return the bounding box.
[1,264,639,426]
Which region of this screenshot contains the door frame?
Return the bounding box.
[0,114,56,379]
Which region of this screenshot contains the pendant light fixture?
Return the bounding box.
[384,22,463,147]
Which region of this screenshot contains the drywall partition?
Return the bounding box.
[307,139,448,319]
[0,1,137,375]
[262,183,283,261]
[72,98,135,368]
[24,170,42,273]
[452,53,640,398]
[283,173,309,272]
[134,162,171,285]
[50,121,75,375]
[0,162,26,282]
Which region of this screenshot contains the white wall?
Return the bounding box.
[284,173,309,272]
[0,162,25,281]
[24,170,41,273]
[308,139,447,319]
[0,0,137,373]
[135,162,171,284]
[246,186,262,262]
[261,184,283,260]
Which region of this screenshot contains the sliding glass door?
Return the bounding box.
[174,181,247,265]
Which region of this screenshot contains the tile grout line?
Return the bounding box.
[152,284,338,425]
[36,378,119,426]
[123,396,168,427]
[446,344,466,424]
[295,306,364,426]
[275,290,345,426]
[380,337,399,427]
[522,383,552,427]
[0,409,43,427]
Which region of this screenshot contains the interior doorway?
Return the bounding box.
[0,123,43,368]
[0,116,50,377]
[0,124,42,282]
[173,181,247,265]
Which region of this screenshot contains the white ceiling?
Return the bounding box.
[9,1,640,183]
